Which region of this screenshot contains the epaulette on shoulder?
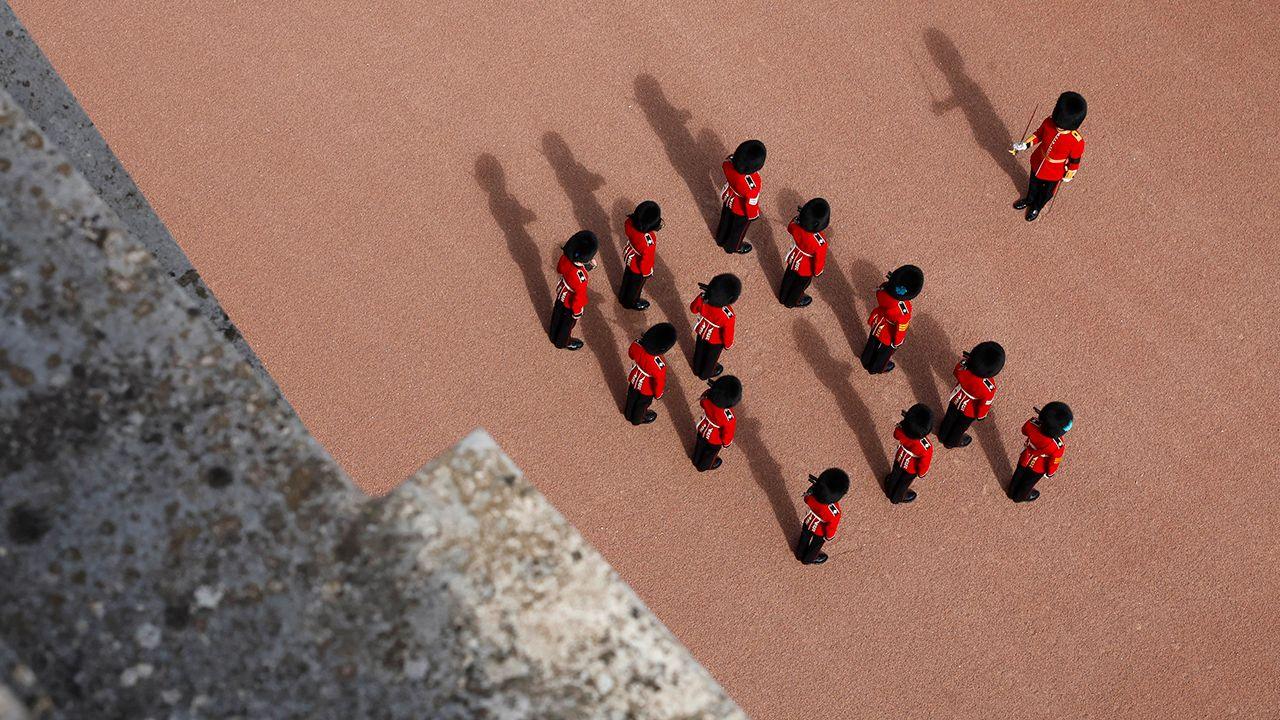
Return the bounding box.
[898,300,909,314]
[920,437,931,449]
[1053,437,1064,448]
[815,233,826,245]
[644,233,654,245]
[982,378,995,390]
[576,269,587,282]
[724,307,734,317]
[724,409,734,419]
[745,175,756,189]
[654,356,666,368]
[1071,130,1082,140]
[828,503,839,514]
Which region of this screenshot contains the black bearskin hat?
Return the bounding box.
[731,139,767,175]
[965,341,1006,378]
[629,200,663,233]
[884,264,924,300]
[563,230,598,264]
[1037,401,1074,438]
[808,468,850,504]
[1052,91,1087,131]
[705,375,743,409]
[699,273,742,307]
[638,322,677,355]
[796,197,831,233]
[899,403,934,439]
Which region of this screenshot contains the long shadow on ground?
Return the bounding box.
[923,27,1027,194]
[476,154,550,326]
[736,413,801,545]
[792,316,890,494]
[633,74,728,237]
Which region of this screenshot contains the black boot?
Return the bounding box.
[794,295,812,308]
[710,363,724,378]
[735,243,753,255]
[640,410,657,424]
[631,299,650,311]
[1025,207,1041,222]
[1013,198,1029,209]
[565,338,583,351]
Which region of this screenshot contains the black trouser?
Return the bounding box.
[937,404,975,447]
[624,386,654,424]
[1024,176,1058,213]
[1008,465,1044,501]
[715,205,752,252]
[618,268,647,308]
[796,528,826,563]
[885,466,918,503]
[860,334,894,374]
[692,436,722,471]
[549,302,577,348]
[778,269,812,307]
[691,338,724,380]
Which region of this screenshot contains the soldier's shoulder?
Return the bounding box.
[1071,130,1082,140]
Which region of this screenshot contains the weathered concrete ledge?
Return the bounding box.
[0,88,744,718]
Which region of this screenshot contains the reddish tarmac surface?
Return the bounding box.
[14,1,1280,717]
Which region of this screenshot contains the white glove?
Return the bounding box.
[1062,170,1076,183]
[1011,141,1029,152]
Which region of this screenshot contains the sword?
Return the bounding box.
[1008,103,1039,155]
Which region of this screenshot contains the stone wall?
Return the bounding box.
[0,85,744,719]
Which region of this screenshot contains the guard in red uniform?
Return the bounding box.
[796,468,851,565]
[1008,402,1072,502]
[693,375,741,471]
[779,197,830,308]
[624,322,676,425]
[937,341,1005,448]
[715,139,766,255]
[618,200,662,311]
[1011,91,1086,221]
[861,265,924,374]
[886,404,934,504]
[689,273,740,380]
[549,231,598,350]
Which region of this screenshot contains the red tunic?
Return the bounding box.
[868,289,911,347]
[720,158,762,220]
[690,295,736,348]
[555,254,589,316]
[1028,118,1085,182]
[949,360,997,419]
[784,222,828,278]
[626,341,667,398]
[893,427,933,477]
[696,395,736,446]
[1018,418,1066,476]
[802,493,842,539]
[622,218,657,277]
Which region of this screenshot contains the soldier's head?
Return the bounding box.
[638,322,677,355]
[629,200,663,233]
[699,273,742,307]
[965,341,1006,378]
[1036,401,1074,438]
[796,197,831,233]
[899,403,934,440]
[884,264,925,300]
[1052,91,1087,131]
[731,139,767,175]
[808,468,851,504]
[563,230,599,265]
[706,375,743,409]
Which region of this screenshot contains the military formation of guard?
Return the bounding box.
[543,92,1084,565]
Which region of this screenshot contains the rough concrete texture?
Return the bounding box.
[0,90,743,719]
[0,2,276,386]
